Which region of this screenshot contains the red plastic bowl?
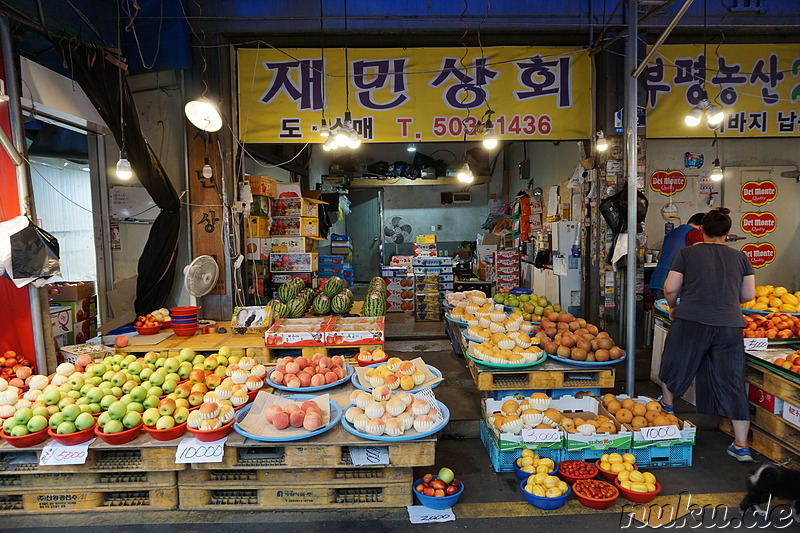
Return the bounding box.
[47,422,97,446]
[173,326,198,337]
[170,306,198,316]
[135,325,161,335]
[94,423,142,445]
[572,479,619,509]
[595,459,639,482]
[160,320,173,330]
[615,478,662,503]
[355,354,388,367]
[144,422,187,441]
[557,460,599,484]
[1,428,49,448]
[187,419,234,442]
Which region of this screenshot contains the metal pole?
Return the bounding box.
[0,15,48,373]
[633,0,694,79]
[625,0,638,397]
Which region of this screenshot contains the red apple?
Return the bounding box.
[423,487,435,497]
[415,484,425,494]
[422,473,434,484]
[445,485,459,495]
[434,489,445,497]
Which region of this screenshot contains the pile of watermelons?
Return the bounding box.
[269,276,387,318]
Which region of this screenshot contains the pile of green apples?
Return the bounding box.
[493,292,561,323]
[2,407,50,436]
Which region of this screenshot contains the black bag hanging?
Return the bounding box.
[599,186,649,234]
[10,219,61,280]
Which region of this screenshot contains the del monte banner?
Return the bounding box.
[646,44,800,138]
[237,46,591,143]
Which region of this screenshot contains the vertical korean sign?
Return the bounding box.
[645,44,800,137]
[237,47,591,143]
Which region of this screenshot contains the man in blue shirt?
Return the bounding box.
[649,212,705,300]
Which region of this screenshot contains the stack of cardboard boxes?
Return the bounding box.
[494,249,521,293]
[318,255,354,287]
[270,187,325,239]
[244,175,277,303]
[47,282,97,347]
[381,266,414,312]
[413,257,453,321]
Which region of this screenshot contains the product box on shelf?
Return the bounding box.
[319,255,346,267]
[59,343,114,365]
[266,317,330,346]
[782,401,800,428]
[415,302,442,315]
[270,272,315,288]
[482,397,565,451]
[415,311,441,322]
[439,282,454,291]
[416,235,437,244]
[272,196,327,218]
[551,396,633,451]
[247,216,271,238]
[45,281,95,301]
[270,216,319,237]
[413,243,438,254]
[389,255,413,269]
[747,383,785,415]
[247,175,278,198]
[49,306,73,335]
[245,238,271,260]
[330,233,352,254]
[249,195,271,217]
[381,266,408,278]
[415,291,441,305]
[268,236,320,253]
[55,296,97,323]
[269,253,318,273]
[325,316,385,345]
[68,317,98,345]
[275,182,302,198]
[386,299,414,312]
[412,257,454,267]
[247,277,268,300]
[246,260,269,279]
[232,306,275,335]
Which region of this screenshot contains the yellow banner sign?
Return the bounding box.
[237,46,591,143]
[646,44,800,137]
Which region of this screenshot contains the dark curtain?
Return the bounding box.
[56,41,181,316]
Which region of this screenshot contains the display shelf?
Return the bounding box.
[0,470,176,491]
[0,486,178,514]
[179,466,411,486]
[466,357,615,391]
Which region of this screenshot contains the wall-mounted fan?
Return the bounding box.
[183,255,220,304]
[383,216,413,244]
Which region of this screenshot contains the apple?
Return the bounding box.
[142,408,160,427]
[61,404,82,422]
[431,479,446,491]
[100,394,117,410]
[48,412,65,430]
[158,398,176,416]
[173,406,189,424]
[68,375,85,391]
[143,395,160,409]
[31,406,49,418]
[127,361,143,376]
[107,401,128,420]
[130,386,148,403]
[155,415,175,430]
[147,386,163,398]
[191,383,208,394]
[56,421,77,434]
[13,408,33,424]
[205,374,221,389]
[127,401,144,413]
[66,390,81,400]
[423,487,435,497]
[445,485,459,496]
[174,382,192,399]
[42,390,61,406]
[175,399,189,410]
[438,467,455,484]
[187,391,204,407]
[122,411,142,429]
[97,411,112,427]
[119,394,133,405]
[162,380,177,394]
[79,405,93,414]
[10,425,29,437]
[27,415,47,432]
[149,372,166,387]
[179,348,196,362]
[103,419,124,434]
[2,417,17,434]
[164,358,180,373]
[139,368,154,381]
[122,380,138,394]
[177,362,193,380]
[74,412,95,431]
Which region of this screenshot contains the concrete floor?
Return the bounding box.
[1,312,772,532]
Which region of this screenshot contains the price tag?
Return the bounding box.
[407,505,456,524]
[175,437,227,463]
[348,446,389,466]
[521,428,561,444]
[39,439,95,466]
[743,338,769,351]
[639,425,680,442]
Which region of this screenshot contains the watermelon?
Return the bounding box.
[363,290,387,316]
[313,294,331,315]
[271,301,290,319]
[323,276,344,297]
[331,292,353,315]
[287,297,307,318]
[277,282,300,303]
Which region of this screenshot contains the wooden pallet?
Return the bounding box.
[190,425,435,470]
[178,480,410,510]
[719,417,800,468]
[467,358,615,391]
[745,361,800,405]
[0,444,186,474]
[179,466,411,485]
[0,470,176,491]
[0,486,177,514]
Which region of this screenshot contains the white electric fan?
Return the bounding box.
[183,255,220,304]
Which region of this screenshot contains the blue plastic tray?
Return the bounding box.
[350,363,442,392]
[466,351,547,370]
[444,314,468,327]
[265,363,354,392]
[232,395,343,442]
[545,351,626,367]
[340,400,450,442]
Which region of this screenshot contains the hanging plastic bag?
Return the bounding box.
[10,219,60,281]
[599,187,649,234]
[338,195,352,221]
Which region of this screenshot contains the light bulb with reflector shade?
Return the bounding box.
[115,151,132,180]
[706,104,724,126]
[334,127,350,145]
[348,130,361,148]
[684,107,703,127]
[406,143,417,152]
[319,119,330,138]
[184,97,222,132]
[482,121,498,149]
[457,162,474,183]
[709,159,723,181]
[202,157,213,179]
[596,130,608,152]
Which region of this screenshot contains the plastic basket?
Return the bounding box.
[560,447,630,464]
[630,444,693,468]
[481,420,563,473]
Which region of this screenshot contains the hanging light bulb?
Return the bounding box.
[709,158,723,181]
[406,143,417,152]
[115,151,132,180]
[706,104,724,127]
[684,106,703,127]
[202,157,213,178]
[482,120,498,149]
[457,161,474,183]
[319,118,330,138]
[596,130,608,152]
[184,97,222,132]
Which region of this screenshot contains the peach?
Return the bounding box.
[332,366,346,380]
[319,356,333,369]
[331,355,344,366]
[305,404,322,416]
[296,357,309,370]
[311,352,323,363]
[285,376,302,388]
[76,353,93,367]
[15,367,32,380]
[302,366,316,377]
[270,370,284,384]
[265,404,283,423]
[301,400,318,411]
[275,364,286,374]
[279,356,294,366]
[324,371,338,384]
[285,362,300,375]
[289,410,306,428]
[303,411,322,431]
[284,403,300,415]
[298,373,312,387]
[272,411,290,430]
[310,374,325,387]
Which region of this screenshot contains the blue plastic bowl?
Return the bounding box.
[413,477,464,510]
[514,458,559,482]
[171,316,198,324]
[510,288,533,295]
[519,479,571,510]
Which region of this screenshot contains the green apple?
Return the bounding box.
[494,293,506,303]
[2,417,17,434]
[91,363,107,377]
[31,406,49,418]
[42,390,61,406]
[147,386,163,398]
[56,421,77,434]
[173,406,189,425]
[218,346,231,358]
[157,398,176,416]
[127,402,144,413]
[143,351,158,364]
[149,372,165,387]
[142,408,160,427]
[163,358,180,373]
[438,467,455,484]
[107,401,128,420]
[102,370,115,382]
[67,390,81,399]
[13,408,33,424]
[192,354,205,366]
[48,412,65,430]
[127,361,143,376]
[86,387,105,404]
[100,394,117,409]
[26,415,47,433]
[154,357,165,369]
[79,383,94,397]
[111,372,127,388]
[119,394,133,405]
[97,411,112,427]
[103,419,124,434]
[76,396,90,406]
[112,354,124,365]
[228,355,240,366]
[10,425,29,437]
[90,376,103,386]
[68,375,84,391]
[110,386,124,398]
[46,405,61,416]
[553,303,562,312]
[89,402,102,414]
[177,362,192,380]
[61,404,82,422]
[130,386,147,403]
[122,380,137,394]
[57,397,76,410]
[143,395,160,410]
[74,412,95,431]
[155,415,175,430]
[122,411,141,429]
[203,357,218,371]
[216,355,228,367]
[139,368,154,381]
[179,348,196,361]
[162,380,177,394]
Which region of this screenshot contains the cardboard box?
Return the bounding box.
[250,195,272,217]
[246,260,270,279]
[55,296,97,324]
[59,343,114,365]
[386,299,414,312]
[45,281,95,302]
[415,302,442,314]
[69,317,98,345]
[415,311,441,321]
[247,216,271,238]
[271,272,315,288]
[782,401,800,429]
[276,182,302,198]
[325,316,385,345]
[269,236,320,253]
[266,318,330,347]
[50,306,73,335]
[273,197,327,218]
[271,216,319,237]
[245,238,271,260]
[616,396,697,449]
[415,235,437,244]
[269,253,318,273]
[318,255,345,266]
[482,397,565,451]
[390,256,413,268]
[748,383,785,415]
[412,257,454,267]
[232,306,274,335]
[551,396,632,451]
[247,175,278,198]
[246,277,267,300]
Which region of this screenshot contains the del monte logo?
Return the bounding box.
[650,170,686,196]
[741,242,776,269]
[741,180,777,207]
[741,212,777,238]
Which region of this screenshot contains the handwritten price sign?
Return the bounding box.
[407,505,456,524]
[348,446,389,466]
[743,338,769,351]
[175,437,227,463]
[639,425,680,442]
[39,439,95,466]
[521,428,561,444]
